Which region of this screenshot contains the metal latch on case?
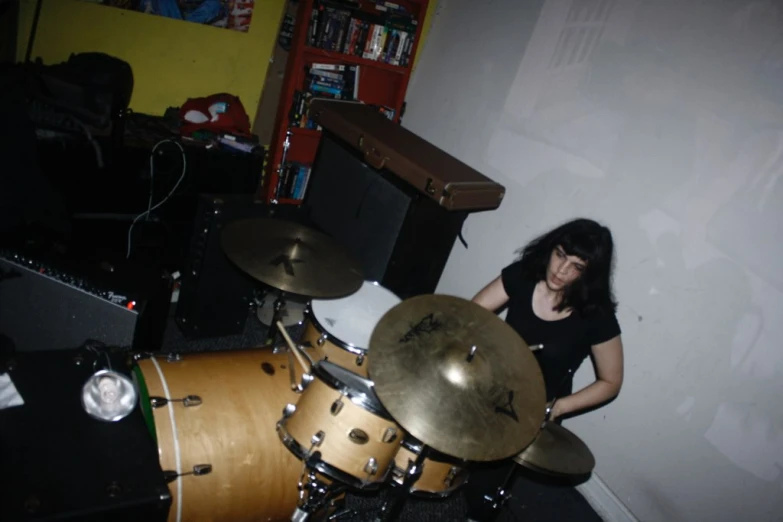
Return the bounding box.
[359,134,389,170]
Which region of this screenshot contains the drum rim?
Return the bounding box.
[306,280,401,355]
[390,445,469,498]
[400,435,469,465]
[311,361,393,419]
[304,303,369,356]
[390,475,469,498]
[131,364,158,444]
[276,421,389,490]
[304,305,367,356]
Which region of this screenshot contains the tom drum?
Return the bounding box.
[277,360,405,490]
[302,281,401,377]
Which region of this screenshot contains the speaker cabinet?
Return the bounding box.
[174,195,310,339]
[304,133,468,299]
[1,349,170,522]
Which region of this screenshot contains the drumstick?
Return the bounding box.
[276,321,311,374]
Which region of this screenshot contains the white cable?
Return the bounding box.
[126,140,187,259]
[150,356,183,522]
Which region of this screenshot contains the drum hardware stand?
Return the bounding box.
[271,129,293,205]
[265,290,292,346]
[373,445,430,522]
[291,466,348,522]
[480,464,517,519]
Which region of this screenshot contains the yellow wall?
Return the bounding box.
[17,0,286,117]
[16,0,435,119]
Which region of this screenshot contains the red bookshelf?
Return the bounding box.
[262,0,429,204]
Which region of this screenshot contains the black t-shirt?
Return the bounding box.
[501,261,621,401]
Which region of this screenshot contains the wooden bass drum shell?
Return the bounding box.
[135,349,305,522]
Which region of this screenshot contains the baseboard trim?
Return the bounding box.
[576,474,639,522]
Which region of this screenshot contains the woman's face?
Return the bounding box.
[546,245,587,291]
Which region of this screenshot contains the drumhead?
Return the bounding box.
[310,281,401,351]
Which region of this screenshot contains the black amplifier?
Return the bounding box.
[0,248,170,352]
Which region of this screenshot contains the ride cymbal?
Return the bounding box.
[221,218,364,299]
[513,421,595,476]
[368,294,546,462]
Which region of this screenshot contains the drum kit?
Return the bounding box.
[131,218,596,522]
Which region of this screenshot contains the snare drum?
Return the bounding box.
[277,361,405,489]
[133,349,307,522]
[303,281,401,377]
[390,436,469,497]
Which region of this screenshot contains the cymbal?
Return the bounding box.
[368,294,546,462]
[221,218,364,298]
[513,422,595,476]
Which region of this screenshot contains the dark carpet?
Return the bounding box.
[160,308,602,522]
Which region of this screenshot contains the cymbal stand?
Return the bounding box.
[265,290,289,347]
[373,445,429,522]
[478,464,517,520]
[291,466,347,522]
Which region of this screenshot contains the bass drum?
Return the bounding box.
[133,349,307,522]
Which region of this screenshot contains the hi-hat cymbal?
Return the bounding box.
[513,421,595,476]
[221,218,364,298]
[368,294,546,462]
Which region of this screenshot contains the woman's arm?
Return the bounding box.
[550,335,624,419]
[471,276,510,312]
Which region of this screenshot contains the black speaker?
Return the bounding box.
[304,133,469,299]
[0,348,170,522]
[174,194,311,338]
[0,249,170,352]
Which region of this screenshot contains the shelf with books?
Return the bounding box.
[273,161,313,202]
[303,46,407,74]
[263,0,428,205]
[290,127,322,137]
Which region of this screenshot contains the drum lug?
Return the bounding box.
[330,398,344,416]
[166,353,182,363]
[132,352,153,361]
[163,464,212,483]
[283,403,297,417]
[364,457,378,476]
[444,466,459,488]
[311,430,325,448]
[150,395,202,408]
[317,333,327,346]
[381,427,399,444]
[355,353,365,367]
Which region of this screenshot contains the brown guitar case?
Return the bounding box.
[309,100,506,212]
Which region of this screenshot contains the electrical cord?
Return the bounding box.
[126,139,187,259]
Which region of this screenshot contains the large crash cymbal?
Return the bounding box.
[221,218,364,299]
[513,421,595,476]
[368,294,546,462]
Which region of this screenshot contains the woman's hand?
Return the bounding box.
[546,398,568,421]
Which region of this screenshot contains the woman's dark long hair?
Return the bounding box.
[515,218,617,316]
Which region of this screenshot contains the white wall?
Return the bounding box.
[403,1,783,521]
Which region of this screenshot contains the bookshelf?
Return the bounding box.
[263,0,429,204]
